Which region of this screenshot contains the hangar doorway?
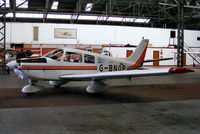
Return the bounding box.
[153,51,159,66]
[126,50,133,57]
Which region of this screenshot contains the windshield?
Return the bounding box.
[44,49,64,61]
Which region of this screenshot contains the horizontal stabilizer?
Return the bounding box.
[143,57,173,63]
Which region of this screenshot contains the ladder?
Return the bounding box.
[184,43,200,65]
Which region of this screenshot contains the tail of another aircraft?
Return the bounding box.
[126,39,149,69]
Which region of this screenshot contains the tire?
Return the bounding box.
[26,93,34,96]
[54,85,61,88]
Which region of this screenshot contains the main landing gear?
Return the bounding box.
[86,80,108,93]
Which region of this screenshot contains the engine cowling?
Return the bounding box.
[86,81,108,93]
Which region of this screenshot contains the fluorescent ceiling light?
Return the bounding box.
[47,14,71,19]
[78,15,98,20]
[6,12,44,19]
[16,0,28,8]
[71,14,79,20]
[107,17,123,22]
[6,13,13,17]
[6,0,10,7]
[122,18,135,22]
[134,18,150,23]
[16,13,43,18]
[122,17,150,23]
[5,11,150,24]
[85,3,93,11]
[51,1,58,10]
[97,16,108,21]
[0,0,10,7]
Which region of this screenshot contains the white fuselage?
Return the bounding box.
[18,48,135,80]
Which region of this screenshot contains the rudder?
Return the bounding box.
[126,39,149,69]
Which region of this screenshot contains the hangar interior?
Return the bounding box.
[0,0,200,67]
[0,0,200,134]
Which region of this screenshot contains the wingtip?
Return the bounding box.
[169,67,195,73]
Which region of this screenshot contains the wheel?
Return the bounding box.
[25,93,34,96]
[54,85,61,88]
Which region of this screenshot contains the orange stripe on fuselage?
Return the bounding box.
[127,46,147,70]
[19,65,97,70]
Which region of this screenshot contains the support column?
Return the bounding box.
[177,0,184,67]
[0,0,7,73]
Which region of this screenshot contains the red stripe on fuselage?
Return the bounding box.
[19,65,97,70]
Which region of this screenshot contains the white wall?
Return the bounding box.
[184,30,200,47]
[6,22,200,47]
[104,47,177,66]
[4,22,200,65]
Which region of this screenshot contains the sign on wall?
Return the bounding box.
[33,26,39,41]
[54,28,77,39]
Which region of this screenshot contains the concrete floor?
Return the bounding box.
[0,67,200,134]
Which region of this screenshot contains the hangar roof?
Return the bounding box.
[1,0,200,30]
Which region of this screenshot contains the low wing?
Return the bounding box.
[60,68,172,81]
[59,67,194,81]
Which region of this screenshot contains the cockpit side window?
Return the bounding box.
[51,50,63,61]
[84,54,95,64]
[64,52,70,62]
[45,49,63,61]
[64,52,82,63]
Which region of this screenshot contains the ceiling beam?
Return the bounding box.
[43,0,50,23]
[159,2,200,9]
[12,0,16,21]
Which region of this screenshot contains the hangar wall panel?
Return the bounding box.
[184,30,200,47]
[104,47,177,66]
[114,27,171,47]
[5,23,200,48]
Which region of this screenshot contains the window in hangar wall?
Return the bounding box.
[33,26,39,41]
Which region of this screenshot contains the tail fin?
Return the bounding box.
[126,39,149,69]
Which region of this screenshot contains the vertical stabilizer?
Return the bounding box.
[126,39,149,69]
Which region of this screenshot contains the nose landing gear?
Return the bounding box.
[22,79,43,96]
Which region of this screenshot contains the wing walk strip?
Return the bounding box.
[19,65,97,70]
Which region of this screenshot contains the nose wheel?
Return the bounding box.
[54,85,61,88]
[22,79,43,96]
[29,79,38,85]
[25,93,34,97]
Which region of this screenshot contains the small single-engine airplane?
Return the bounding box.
[7,39,194,96]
